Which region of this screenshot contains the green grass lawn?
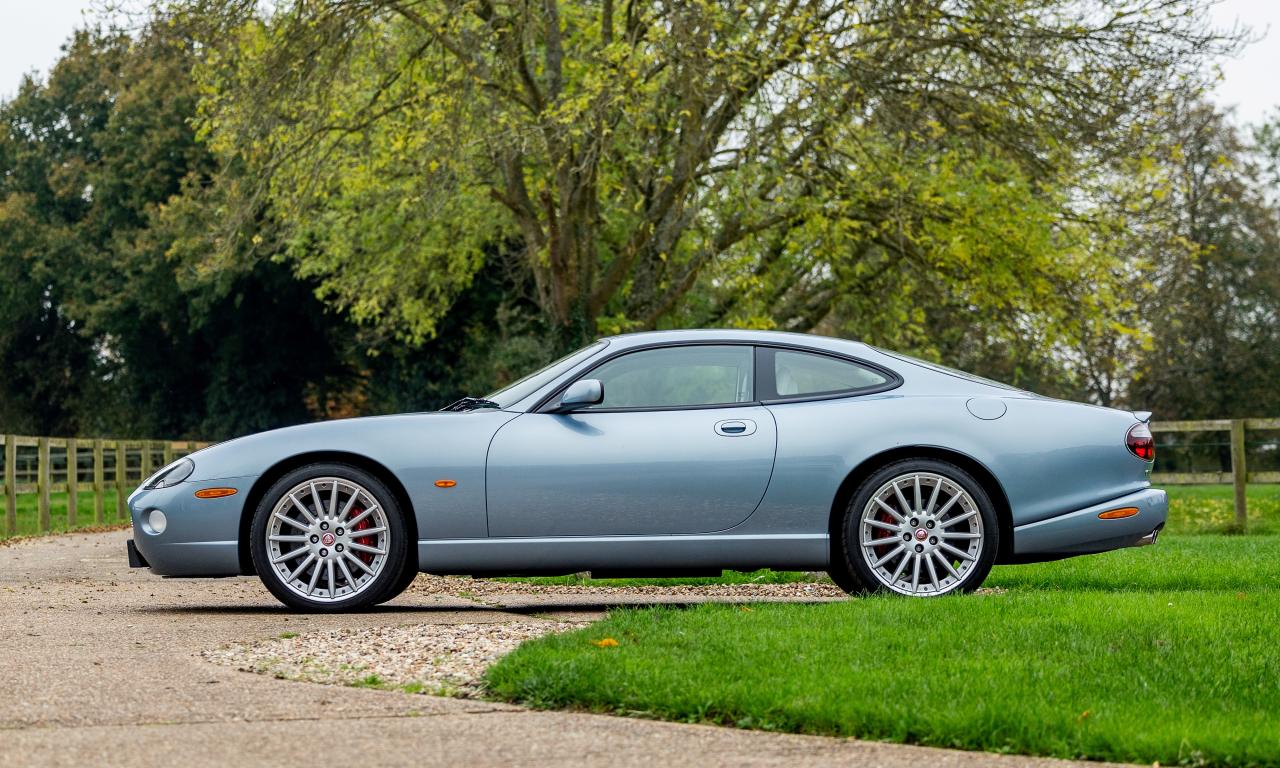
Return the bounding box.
[487,491,1280,766]
[487,580,1279,766]
[1,491,124,540]
[1166,483,1280,535]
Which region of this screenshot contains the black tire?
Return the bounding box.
[250,463,408,612]
[825,547,867,595]
[377,555,421,606]
[831,458,999,597]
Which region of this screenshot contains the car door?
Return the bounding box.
[485,344,777,537]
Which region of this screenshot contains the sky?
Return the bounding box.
[0,0,1277,124]
[0,0,96,102]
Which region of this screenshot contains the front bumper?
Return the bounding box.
[1012,487,1167,558]
[127,476,257,577]
[126,539,150,568]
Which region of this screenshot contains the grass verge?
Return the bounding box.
[1166,483,1279,534]
[487,534,1280,766]
[1,491,125,541]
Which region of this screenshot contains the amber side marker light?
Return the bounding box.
[434,480,457,488]
[1098,507,1139,520]
[194,488,238,499]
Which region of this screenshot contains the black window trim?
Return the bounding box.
[532,339,902,414]
[756,345,901,404]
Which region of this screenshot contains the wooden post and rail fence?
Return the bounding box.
[1148,418,1280,532]
[0,418,1276,538]
[1,435,208,538]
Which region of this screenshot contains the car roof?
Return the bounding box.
[501,329,1023,412]
[598,329,869,355]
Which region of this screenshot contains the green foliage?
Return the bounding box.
[0,31,121,434]
[181,0,1233,357]
[1,4,1272,436]
[1127,108,1280,418]
[0,24,355,439]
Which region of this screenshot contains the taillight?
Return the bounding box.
[1127,422,1155,461]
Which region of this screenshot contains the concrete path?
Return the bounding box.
[0,530,1120,768]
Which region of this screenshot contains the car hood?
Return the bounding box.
[182,410,516,483]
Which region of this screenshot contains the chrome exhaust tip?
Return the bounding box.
[1133,525,1162,547]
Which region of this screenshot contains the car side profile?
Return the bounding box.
[126,329,1166,611]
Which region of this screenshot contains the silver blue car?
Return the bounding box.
[127,330,1166,611]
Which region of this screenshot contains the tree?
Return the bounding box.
[177,0,1233,352]
[0,31,125,434]
[1125,105,1280,419]
[0,24,355,439]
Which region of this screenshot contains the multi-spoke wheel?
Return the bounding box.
[831,459,998,597]
[250,463,409,612]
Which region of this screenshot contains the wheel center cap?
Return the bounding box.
[914,528,928,541]
[321,532,336,547]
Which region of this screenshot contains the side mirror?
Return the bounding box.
[556,379,603,412]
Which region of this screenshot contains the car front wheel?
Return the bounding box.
[250,463,408,612]
[832,459,999,597]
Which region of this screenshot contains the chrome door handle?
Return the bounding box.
[714,419,756,437]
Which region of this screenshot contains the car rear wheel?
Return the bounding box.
[250,463,408,612]
[832,459,999,597]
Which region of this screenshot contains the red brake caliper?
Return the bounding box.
[351,509,375,566]
[873,512,896,542]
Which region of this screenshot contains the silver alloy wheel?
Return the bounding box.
[858,471,984,596]
[265,477,390,603]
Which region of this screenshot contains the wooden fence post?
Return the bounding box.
[141,442,154,485]
[1230,419,1248,532]
[4,435,15,536]
[37,437,50,533]
[93,439,104,524]
[66,438,78,528]
[115,442,127,521]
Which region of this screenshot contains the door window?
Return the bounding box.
[582,345,754,409]
[771,349,888,397]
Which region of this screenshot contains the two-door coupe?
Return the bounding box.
[127,330,1166,611]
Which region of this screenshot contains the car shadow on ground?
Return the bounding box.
[133,597,839,617]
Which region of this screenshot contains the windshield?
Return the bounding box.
[485,340,608,409]
[873,347,1030,394]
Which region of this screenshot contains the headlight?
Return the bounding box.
[145,458,194,489]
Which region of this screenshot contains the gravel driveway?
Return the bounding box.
[1,530,1127,768]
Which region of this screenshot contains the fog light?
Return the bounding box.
[143,509,167,535]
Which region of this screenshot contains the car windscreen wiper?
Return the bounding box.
[441,396,502,412]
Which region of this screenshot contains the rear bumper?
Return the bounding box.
[1011,487,1167,558]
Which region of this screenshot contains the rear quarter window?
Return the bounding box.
[764,347,893,400]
